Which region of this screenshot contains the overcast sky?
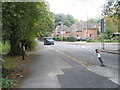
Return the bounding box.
[46,0,107,21]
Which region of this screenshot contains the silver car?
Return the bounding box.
[44,37,54,45]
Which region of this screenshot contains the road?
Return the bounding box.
[19,41,119,88]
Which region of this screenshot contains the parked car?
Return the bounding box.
[76,37,87,41]
[44,37,54,45]
[76,37,81,41]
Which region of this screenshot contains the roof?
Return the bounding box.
[70,21,100,31]
[54,21,100,32]
[56,25,70,32]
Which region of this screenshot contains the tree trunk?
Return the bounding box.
[8,28,22,56]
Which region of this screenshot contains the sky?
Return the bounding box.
[46,0,107,21]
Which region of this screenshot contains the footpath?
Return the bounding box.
[99,49,120,55]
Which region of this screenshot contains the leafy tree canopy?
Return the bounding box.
[88,18,100,23]
[54,13,78,27]
[2,2,55,55]
[101,0,120,38]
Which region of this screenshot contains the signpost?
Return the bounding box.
[101,18,106,50]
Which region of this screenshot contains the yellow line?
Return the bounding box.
[59,50,92,67]
[48,47,92,67]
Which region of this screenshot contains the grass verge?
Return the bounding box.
[2,56,30,88]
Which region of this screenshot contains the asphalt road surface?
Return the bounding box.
[19,41,119,88]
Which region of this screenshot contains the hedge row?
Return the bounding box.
[86,38,120,42]
[53,36,76,42]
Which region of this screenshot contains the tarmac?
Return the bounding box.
[19,42,119,88]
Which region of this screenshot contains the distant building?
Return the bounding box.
[51,24,70,37]
[51,21,100,39]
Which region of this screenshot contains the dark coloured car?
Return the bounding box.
[44,37,54,45]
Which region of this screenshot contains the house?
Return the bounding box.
[51,21,100,39]
[51,24,70,37]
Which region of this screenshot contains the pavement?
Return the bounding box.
[99,49,120,55]
[19,41,119,88]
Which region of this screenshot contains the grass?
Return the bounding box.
[0,42,10,52]
[3,56,20,69]
[2,55,32,88]
[86,39,120,43]
[2,56,24,88]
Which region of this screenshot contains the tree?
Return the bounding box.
[54,13,78,27]
[102,0,120,38]
[2,2,55,56]
[88,18,100,23]
[103,0,120,18]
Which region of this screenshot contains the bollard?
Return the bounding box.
[95,49,105,67]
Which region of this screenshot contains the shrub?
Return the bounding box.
[86,38,100,42]
[0,42,10,52]
[53,36,61,41]
[68,36,76,42]
[24,38,38,50]
[63,36,69,41]
[0,78,13,88]
[86,38,93,42]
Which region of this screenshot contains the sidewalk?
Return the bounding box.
[56,41,120,45]
[99,49,120,55]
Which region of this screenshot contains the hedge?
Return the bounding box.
[53,36,76,42]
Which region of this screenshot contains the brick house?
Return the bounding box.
[51,24,70,37]
[51,21,100,39]
[82,29,97,39]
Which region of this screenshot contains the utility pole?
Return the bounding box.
[84,0,88,39]
[86,13,88,39]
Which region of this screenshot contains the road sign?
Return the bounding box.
[101,18,106,50]
[101,18,106,33]
[61,31,65,34]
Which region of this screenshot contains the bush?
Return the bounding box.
[53,36,76,42]
[86,38,100,42]
[53,36,61,41]
[24,38,38,50]
[86,38,93,42]
[63,36,69,41]
[68,36,76,42]
[0,78,13,88]
[0,42,10,52]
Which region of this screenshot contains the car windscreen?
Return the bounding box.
[46,39,54,41]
